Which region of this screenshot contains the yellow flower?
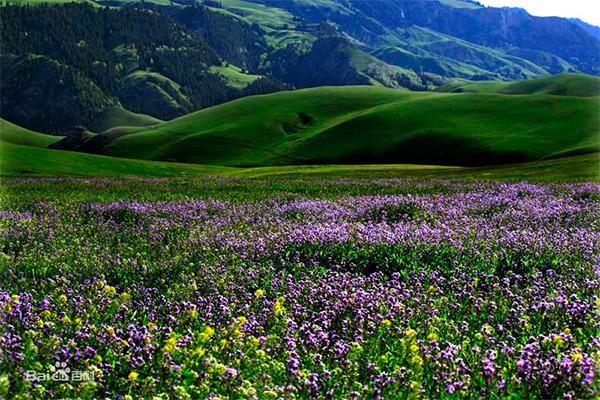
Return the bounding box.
[57,294,67,304]
[410,354,423,368]
[595,298,600,308]
[553,335,565,347]
[405,328,417,340]
[120,292,130,302]
[381,319,392,328]
[410,344,419,354]
[192,347,206,357]
[10,294,19,302]
[255,289,264,298]
[104,286,117,296]
[128,371,139,381]
[61,316,71,325]
[273,297,286,316]
[164,335,178,353]
[571,351,583,363]
[198,326,215,343]
[427,332,439,341]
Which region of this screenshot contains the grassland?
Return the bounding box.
[437,72,600,96]
[89,106,162,133]
[100,79,599,167]
[1,132,597,182]
[209,65,261,89]
[2,73,598,181]
[0,119,62,147]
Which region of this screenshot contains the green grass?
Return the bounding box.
[216,0,313,47]
[209,65,261,89]
[437,73,600,97]
[228,154,599,182]
[89,106,163,133]
[0,119,62,147]
[0,141,231,177]
[1,137,597,181]
[1,117,597,182]
[102,81,599,167]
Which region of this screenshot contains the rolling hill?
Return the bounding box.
[96,75,599,167]
[1,120,598,181]
[2,0,599,135]
[436,73,600,97]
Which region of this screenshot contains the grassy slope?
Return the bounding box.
[209,65,261,89]
[0,119,62,147]
[230,154,599,182]
[437,73,600,97]
[89,106,163,133]
[2,116,597,181]
[103,82,599,167]
[0,141,230,177]
[216,0,313,47]
[1,139,597,181]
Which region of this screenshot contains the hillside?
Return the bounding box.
[0,3,284,132]
[0,119,63,147]
[97,79,599,167]
[1,122,597,181]
[436,73,600,96]
[1,0,599,134]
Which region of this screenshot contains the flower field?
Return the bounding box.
[0,178,599,399]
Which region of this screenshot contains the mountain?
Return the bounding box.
[246,0,599,75]
[570,18,600,41]
[1,0,599,135]
[0,3,284,132]
[0,54,116,133]
[46,74,598,167]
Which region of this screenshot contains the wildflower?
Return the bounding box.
[553,335,565,347]
[274,297,286,316]
[10,294,19,303]
[255,288,264,298]
[57,294,67,304]
[410,354,423,367]
[128,371,139,381]
[198,326,214,343]
[571,351,583,363]
[104,285,117,296]
[120,292,130,302]
[405,328,417,339]
[381,319,392,328]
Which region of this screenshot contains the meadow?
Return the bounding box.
[0,177,598,399]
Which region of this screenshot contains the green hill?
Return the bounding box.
[437,73,600,97]
[1,138,597,182]
[0,141,231,177]
[0,119,63,147]
[102,82,600,167]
